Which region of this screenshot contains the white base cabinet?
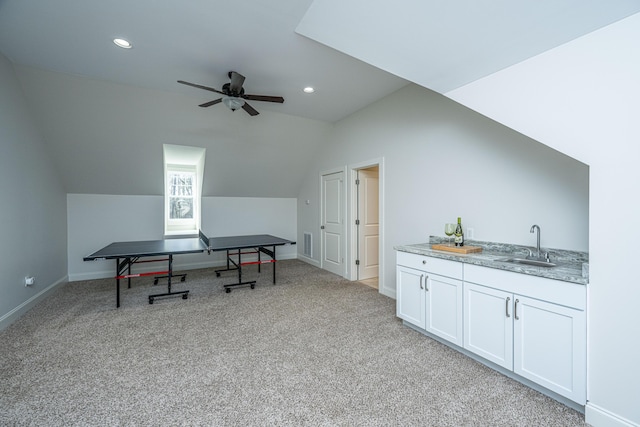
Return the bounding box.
[463,264,586,405]
[396,252,463,347]
[425,274,463,346]
[513,295,586,402]
[396,252,587,406]
[396,265,426,329]
[464,283,513,369]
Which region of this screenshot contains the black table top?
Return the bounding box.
[84,233,295,260]
[83,236,208,260]
[207,234,294,252]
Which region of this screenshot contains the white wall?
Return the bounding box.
[446,13,640,427]
[0,53,67,330]
[298,83,589,299]
[68,194,297,281]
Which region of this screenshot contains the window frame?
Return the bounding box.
[165,164,198,233]
[163,144,206,237]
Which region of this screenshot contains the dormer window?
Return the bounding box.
[163,144,206,236]
[167,165,196,223]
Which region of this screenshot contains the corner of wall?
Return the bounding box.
[0,276,68,332]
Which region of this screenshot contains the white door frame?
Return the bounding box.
[348,158,384,292]
[355,167,379,281]
[319,166,348,277]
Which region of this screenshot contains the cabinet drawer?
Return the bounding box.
[397,251,462,279]
[464,264,586,310]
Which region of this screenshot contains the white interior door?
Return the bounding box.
[357,168,379,280]
[322,171,344,276]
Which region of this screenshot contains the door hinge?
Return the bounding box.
[355,259,360,265]
[355,219,360,225]
[355,179,360,185]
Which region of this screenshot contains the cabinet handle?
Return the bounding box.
[514,299,520,320]
[420,274,424,290]
[422,260,427,264]
[425,275,429,291]
[506,297,511,318]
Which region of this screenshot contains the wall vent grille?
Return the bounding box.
[303,232,312,257]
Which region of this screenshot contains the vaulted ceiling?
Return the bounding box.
[0,0,408,123]
[1,0,638,196]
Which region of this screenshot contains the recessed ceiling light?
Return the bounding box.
[303,87,315,94]
[113,38,132,49]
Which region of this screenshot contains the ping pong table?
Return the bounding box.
[83,231,295,307]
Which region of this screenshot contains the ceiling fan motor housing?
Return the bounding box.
[222,83,245,97]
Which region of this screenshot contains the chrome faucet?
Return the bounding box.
[529,224,547,260]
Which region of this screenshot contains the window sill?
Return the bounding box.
[164,230,199,239]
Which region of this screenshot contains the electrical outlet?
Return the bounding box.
[467,228,475,239]
[25,276,35,287]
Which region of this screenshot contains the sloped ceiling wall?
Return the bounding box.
[445,12,640,165]
[296,0,640,93]
[15,65,332,197]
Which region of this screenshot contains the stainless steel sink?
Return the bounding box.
[495,257,557,268]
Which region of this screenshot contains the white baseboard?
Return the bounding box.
[586,403,639,427]
[69,270,117,281]
[298,255,320,268]
[0,275,68,331]
[379,287,396,300]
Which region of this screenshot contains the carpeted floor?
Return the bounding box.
[0,260,587,426]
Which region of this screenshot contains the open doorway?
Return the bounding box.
[351,163,381,290]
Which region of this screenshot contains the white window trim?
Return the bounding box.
[165,164,198,235]
[163,144,206,237]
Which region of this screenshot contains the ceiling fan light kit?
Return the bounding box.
[222,96,245,111]
[178,71,284,116]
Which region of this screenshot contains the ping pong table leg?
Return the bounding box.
[116,257,121,308]
[272,245,277,284]
[167,254,172,293]
[223,248,258,293]
[147,253,189,304]
[238,250,242,285]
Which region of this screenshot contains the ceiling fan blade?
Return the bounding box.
[242,94,285,103]
[242,102,259,116]
[229,71,245,93]
[199,98,222,107]
[177,80,225,95]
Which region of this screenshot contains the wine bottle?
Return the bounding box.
[454,217,464,247]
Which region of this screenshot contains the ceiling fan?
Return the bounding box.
[178,71,284,116]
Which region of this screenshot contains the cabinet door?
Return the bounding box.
[464,283,513,369]
[425,274,463,346]
[513,295,586,404]
[396,266,426,329]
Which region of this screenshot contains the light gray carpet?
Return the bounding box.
[0,260,586,426]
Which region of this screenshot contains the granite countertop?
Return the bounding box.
[394,236,588,285]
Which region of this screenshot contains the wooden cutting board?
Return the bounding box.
[431,244,482,254]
